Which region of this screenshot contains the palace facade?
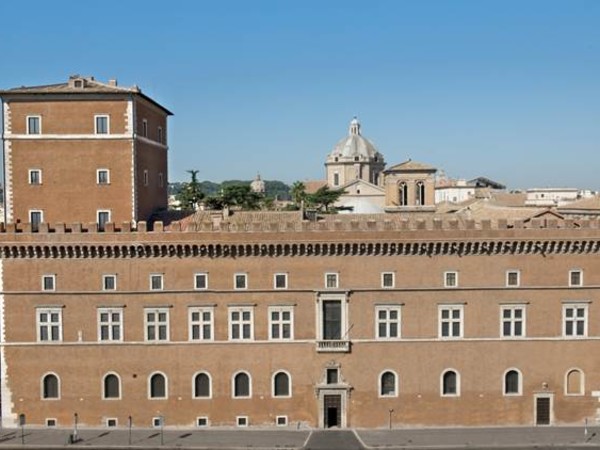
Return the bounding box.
[1,77,600,430]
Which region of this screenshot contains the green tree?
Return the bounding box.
[306,186,347,212]
[221,184,262,210]
[176,170,204,210]
[290,181,307,206]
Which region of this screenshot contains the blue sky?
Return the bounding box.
[1,0,599,189]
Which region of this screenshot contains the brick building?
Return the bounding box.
[0,77,600,430]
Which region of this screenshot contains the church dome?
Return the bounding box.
[327,117,383,163]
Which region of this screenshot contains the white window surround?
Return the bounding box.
[42,274,56,291]
[440,369,461,397]
[26,115,42,134]
[191,371,213,399]
[273,273,288,289]
[378,369,399,397]
[97,307,123,342]
[30,210,44,229]
[381,272,395,288]
[506,270,520,287]
[106,418,118,427]
[502,368,523,396]
[102,274,117,291]
[40,372,60,400]
[236,416,249,427]
[97,210,111,230]
[101,372,122,400]
[569,269,583,287]
[268,306,294,340]
[438,305,464,339]
[147,371,168,399]
[228,306,254,340]
[234,273,248,290]
[149,274,164,291]
[276,416,288,426]
[562,303,588,337]
[375,305,401,340]
[189,307,214,341]
[46,419,57,427]
[444,271,458,288]
[564,367,585,396]
[500,305,526,338]
[194,272,208,290]
[272,370,292,398]
[196,417,209,427]
[28,169,42,185]
[316,293,349,341]
[97,168,110,185]
[94,115,110,134]
[325,272,339,289]
[144,308,170,342]
[232,371,252,398]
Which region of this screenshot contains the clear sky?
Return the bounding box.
[1,0,599,190]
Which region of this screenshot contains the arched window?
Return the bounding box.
[194,372,211,398]
[42,373,59,399]
[273,371,291,397]
[380,371,397,397]
[103,373,121,399]
[149,372,167,399]
[415,181,425,206]
[233,372,251,398]
[504,369,521,395]
[399,182,408,206]
[566,369,584,395]
[442,370,459,396]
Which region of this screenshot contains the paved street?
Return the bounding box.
[0,426,598,449]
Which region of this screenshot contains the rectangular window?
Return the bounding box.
[381,272,395,288]
[333,172,339,186]
[444,271,458,288]
[569,270,583,287]
[274,273,288,289]
[158,126,163,143]
[27,116,41,134]
[30,210,43,232]
[229,307,253,340]
[150,274,163,291]
[563,304,587,337]
[439,305,463,338]
[97,210,110,232]
[42,274,56,291]
[37,308,62,342]
[95,115,110,134]
[322,300,342,340]
[501,306,525,337]
[98,308,123,341]
[234,273,247,290]
[506,270,520,287]
[97,169,110,185]
[142,119,148,137]
[269,306,293,340]
[103,274,117,291]
[194,273,208,290]
[189,307,213,341]
[376,306,401,339]
[158,172,164,188]
[145,308,169,341]
[143,170,149,186]
[325,273,339,289]
[326,368,339,384]
[29,169,42,185]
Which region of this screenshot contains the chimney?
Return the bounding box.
[108,79,118,86]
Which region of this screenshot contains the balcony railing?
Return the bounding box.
[316,340,350,353]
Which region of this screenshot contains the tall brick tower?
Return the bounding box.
[0,75,173,228]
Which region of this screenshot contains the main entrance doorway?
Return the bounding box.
[535,394,553,425]
[324,395,342,428]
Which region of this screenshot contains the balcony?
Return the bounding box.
[316,340,350,353]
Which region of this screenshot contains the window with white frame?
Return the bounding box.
[229,307,253,340]
[98,308,123,341]
[97,169,110,185]
[193,372,211,398]
[379,370,398,397]
[381,272,395,288]
[30,210,43,232]
[29,169,42,185]
[97,210,111,232]
[274,273,288,289]
[103,373,121,399]
[325,272,339,289]
[37,308,62,342]
[233,372,251,398]
[441,369,460,396]
[506,270,520,287]
[149,372,167,399]
[189,307,213,341]
[504,369,522,396]
[145,308,169,341]
[501,305,525,337]
[272,371,291,397]
[276,416,288,426]
[103,274,116,291]
[376,305,401,339]
[569,270,583,287]
[42,373,59,399]
[565,368,584,395]
[27,115,41,134]
[194,273,208,290]
[150,274,163,291]
[95,115,110,134]
[234,273,247,290]
[563,304,587,337]
[319,297,346,341]
[439,305,463,338]
[444,271,458,288]
[269,306,293,340]
[42,274,56,291]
